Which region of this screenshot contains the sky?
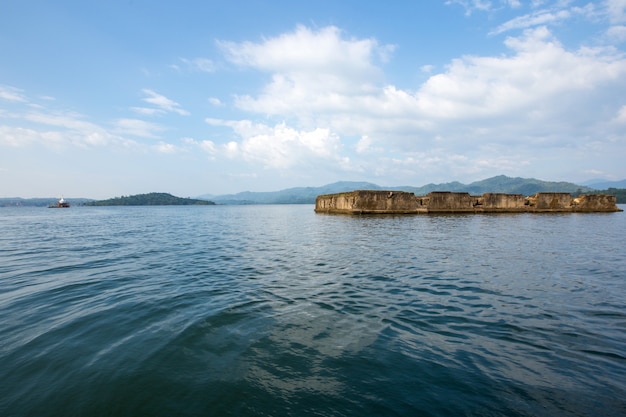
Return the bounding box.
[1,0,626,198]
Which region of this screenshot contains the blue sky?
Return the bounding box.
[1,0,626,198]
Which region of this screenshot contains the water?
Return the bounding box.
[1,205,625,416]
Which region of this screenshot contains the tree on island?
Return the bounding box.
[84,193,215,206]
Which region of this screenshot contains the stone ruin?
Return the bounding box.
[314,191,622,214]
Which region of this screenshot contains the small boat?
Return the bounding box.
[49,197,70,208]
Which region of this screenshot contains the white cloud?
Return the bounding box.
[155,141,178,153]
[0,85,27,102]
[607,0,626,24]
[219,26,393,118]
[607,24,626,41]
[216,27,401,133]
[182,137,217,155]
[0,112,136,149]
[356,135,373,154]
[0,126,41,147]
[615,104,626,123]
[208,97,223,106]
[199,139,217,154]
[491,9,572,34]
[225,25,626,136]
[206,118,343,170]
[178,57,216,73]
[141,89,189,116]
[114,118,165,139]
[445,0,495,15]
[131,107,163,116]
[414,26,625,123]
[490,2,600,35]
[23,110,101,132]
[219,25,390,74]
[210,24,626,182]
[224,141,239,158]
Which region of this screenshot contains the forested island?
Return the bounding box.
[84,193,215,206]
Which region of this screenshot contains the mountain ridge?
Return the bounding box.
[2,176,623,206]
[200,175,618,205]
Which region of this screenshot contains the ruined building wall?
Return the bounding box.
[315,190,427,214]
[527,192,573,210]
[572,194,618,212]
[426,192,477,212]
[479,193,527,210]
[314,191,622,214]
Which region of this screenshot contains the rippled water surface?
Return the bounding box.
[1,205,625,416]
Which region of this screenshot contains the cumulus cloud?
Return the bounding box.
[206,118,343,170]
[219,25,394,119]
[416,27,624,119]
[210,23,626,182]
[219,25,391,74]
[222,25,625,135]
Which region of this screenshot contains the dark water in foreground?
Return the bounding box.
[1,205,625,416]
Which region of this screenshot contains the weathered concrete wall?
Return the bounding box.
[315,190,427,214]
[479,193,527,211]
[427,192,477,212]
[526,192,573,211]
[572,194,619,212]
[314,190,622,214]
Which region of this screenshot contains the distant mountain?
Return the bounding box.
[453,175,595,195]
[198,181,381,205]
[85,193,215,206]
[582,179,626,190]
[200,176,605,205]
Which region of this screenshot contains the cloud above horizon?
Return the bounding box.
[205,23,626,181]
[1,1,626,197]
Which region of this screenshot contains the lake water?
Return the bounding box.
[1,205,625,416]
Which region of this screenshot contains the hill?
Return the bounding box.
[581,179,626,189]
[198,181,380,204]
[85,193,215,206]
[202,176,612,205]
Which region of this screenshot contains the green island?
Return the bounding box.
[84,193,215,206]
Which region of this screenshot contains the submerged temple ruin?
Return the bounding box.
[314,191,622,214]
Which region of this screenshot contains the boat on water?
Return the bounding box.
[49,197,70,208]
